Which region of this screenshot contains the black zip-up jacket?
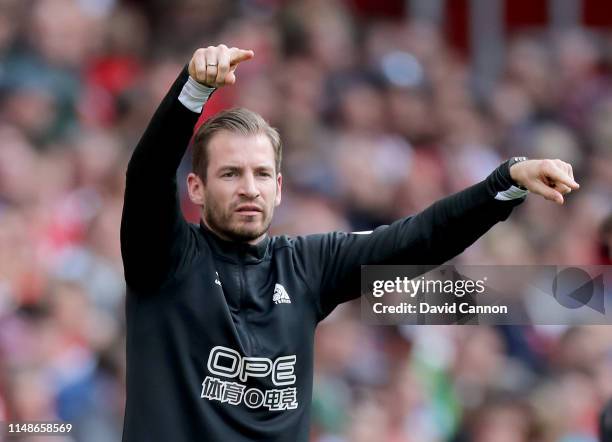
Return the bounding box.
[120,67,526,442]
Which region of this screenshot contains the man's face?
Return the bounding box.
[196,131,281,244]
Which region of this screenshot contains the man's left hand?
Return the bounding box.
[509,159,579,204]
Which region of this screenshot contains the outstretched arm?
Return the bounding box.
[120,45,254,289]
[297,157,579,318]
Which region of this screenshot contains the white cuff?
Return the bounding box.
[495,185,529,201]
[178,76,216,113]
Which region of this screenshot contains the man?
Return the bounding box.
[120,45,579,442]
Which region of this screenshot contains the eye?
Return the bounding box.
[257,171,273,178]
[221,171,237,178]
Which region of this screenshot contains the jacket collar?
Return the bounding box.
[198,221,270,263]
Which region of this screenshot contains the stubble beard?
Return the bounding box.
[204,199,272,243]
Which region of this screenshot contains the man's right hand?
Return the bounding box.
[188,45,255,88]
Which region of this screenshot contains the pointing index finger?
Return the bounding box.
[546,164,580,190]
[229,48,255,65]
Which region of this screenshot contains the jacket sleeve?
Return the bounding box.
[120,66,210,290]
[295,160,528,320]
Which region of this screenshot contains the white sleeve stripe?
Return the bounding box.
[495,185,529,201]
[178,76,216,113]
[351,230,373,235]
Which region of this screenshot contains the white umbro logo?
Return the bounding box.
[214,272,221,287]
[273,283,291,304]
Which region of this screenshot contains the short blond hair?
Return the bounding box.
[193,108,282,179]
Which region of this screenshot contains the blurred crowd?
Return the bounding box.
[0,0,611,441]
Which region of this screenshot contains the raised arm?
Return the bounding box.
[296,158,579,319]
[120,45,254,289]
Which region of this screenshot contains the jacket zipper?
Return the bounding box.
[239,262,261,354]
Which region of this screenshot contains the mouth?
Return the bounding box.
[235,205,262,216]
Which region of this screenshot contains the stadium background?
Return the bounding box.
[1,0,612,440]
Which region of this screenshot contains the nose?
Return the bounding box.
[238,172,260,199]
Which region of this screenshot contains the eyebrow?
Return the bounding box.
[217,164,274,171]
[216,165,275,174]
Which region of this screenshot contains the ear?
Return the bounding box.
[274,173,282,207]
[187,172,205,206]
